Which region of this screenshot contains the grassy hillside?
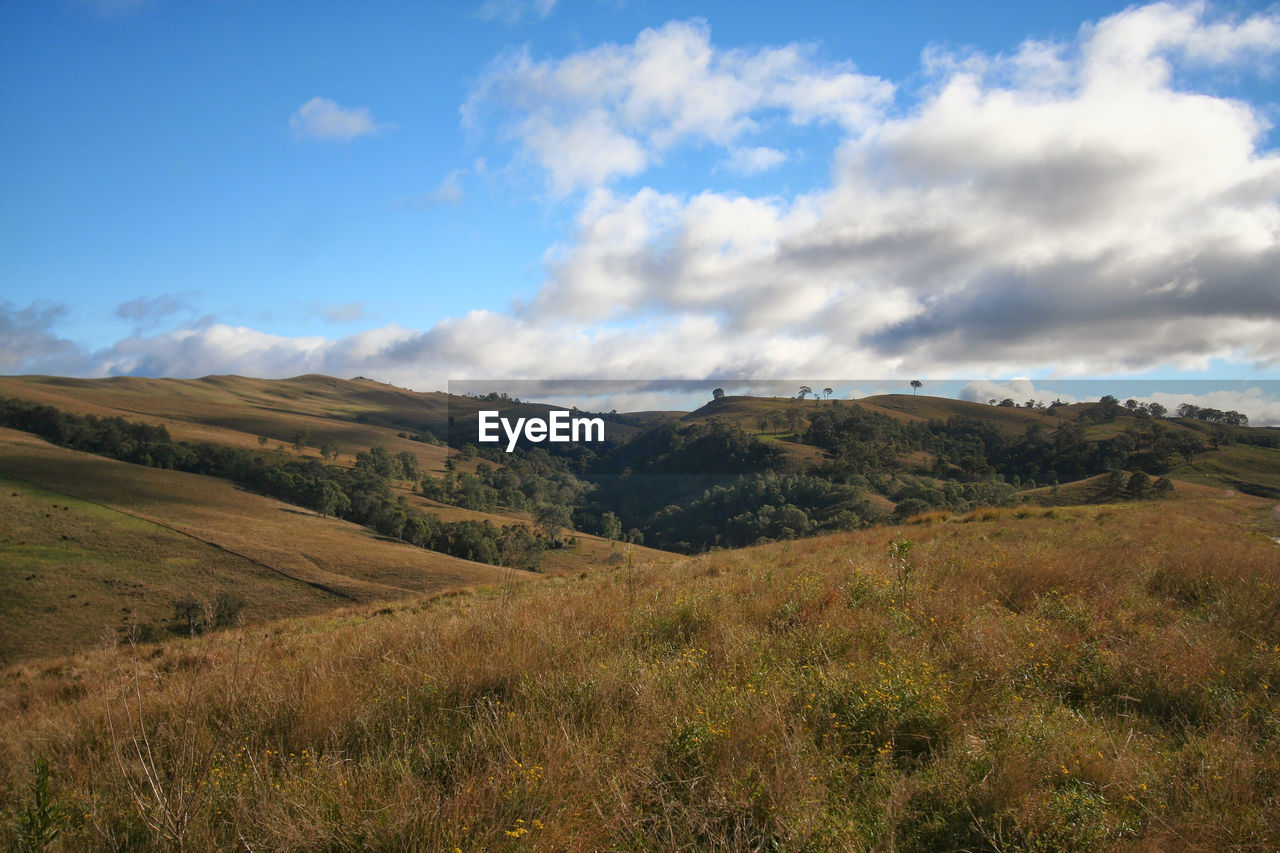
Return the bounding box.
[684,394,1063,434]
[0,471,338,665]
[1166,442,1280,499]
[0,374,459,475]
[0,373,649,476]
[0,429,520,664]
[1017,473,1228,507]
[2,495,1277,850]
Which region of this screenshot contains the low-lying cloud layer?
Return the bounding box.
[8,3,1280,412]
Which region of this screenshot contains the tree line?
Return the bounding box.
[0,397,546,570]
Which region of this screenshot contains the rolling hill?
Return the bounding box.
[0,428,524,664]
[4,374,1278,666]
[0,376,677,664]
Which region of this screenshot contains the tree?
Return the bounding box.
[910,380,923,396]
[211,591,246,629]
[312,479,348,518]
[257,435,269,447]
[319,440,339,463]
[798,385,812,400]
[1095,395,1121,422]
[499,525,543,571]
[601,511,623,541]
[712,388,725,400]
[534,503,573,547]
[1178,435,1206,465]
[292,430,310,453]
[173,594,205,636]
[822,387,833,400]
[785,406,801,433]
[396,451,419,481]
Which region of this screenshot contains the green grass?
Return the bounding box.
[1167,443,1280,498]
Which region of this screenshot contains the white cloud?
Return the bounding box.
[395,171,466,207]
[725,146,787,174]
[290,97,390,141]
[959,379,1079,406]
[465,19,893,194]
[1145,386,1280,427]
[491,4,1280,377]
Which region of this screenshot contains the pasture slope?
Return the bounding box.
[1,491,1278,849]
[0,428,522,664]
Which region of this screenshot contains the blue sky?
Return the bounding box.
[2,1,1279,420]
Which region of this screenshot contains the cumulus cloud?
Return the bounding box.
[465,19,893,193]
[87,323,420,380]
[1145,386,1280,427]
[959,379,1079,406]
[290,97,391,141]
[483,3,1280,377]
[725,146,787,174]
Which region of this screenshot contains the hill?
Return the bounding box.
[0,378,678,663]
[2,495,1277,849]
[0,428,522,664]
[0,374,459,474]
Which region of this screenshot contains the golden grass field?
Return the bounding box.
[0,375,460,476]
[3,492,1277,850]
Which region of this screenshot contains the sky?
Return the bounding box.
[2,1,1279,420]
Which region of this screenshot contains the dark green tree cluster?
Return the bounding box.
[1175,403,1248,426]
[420,447,590,514]
[645,472,876,552]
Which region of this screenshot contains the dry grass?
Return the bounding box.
[0,430,519,663]
[2,495,1278,850]
[0,375,461,476]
